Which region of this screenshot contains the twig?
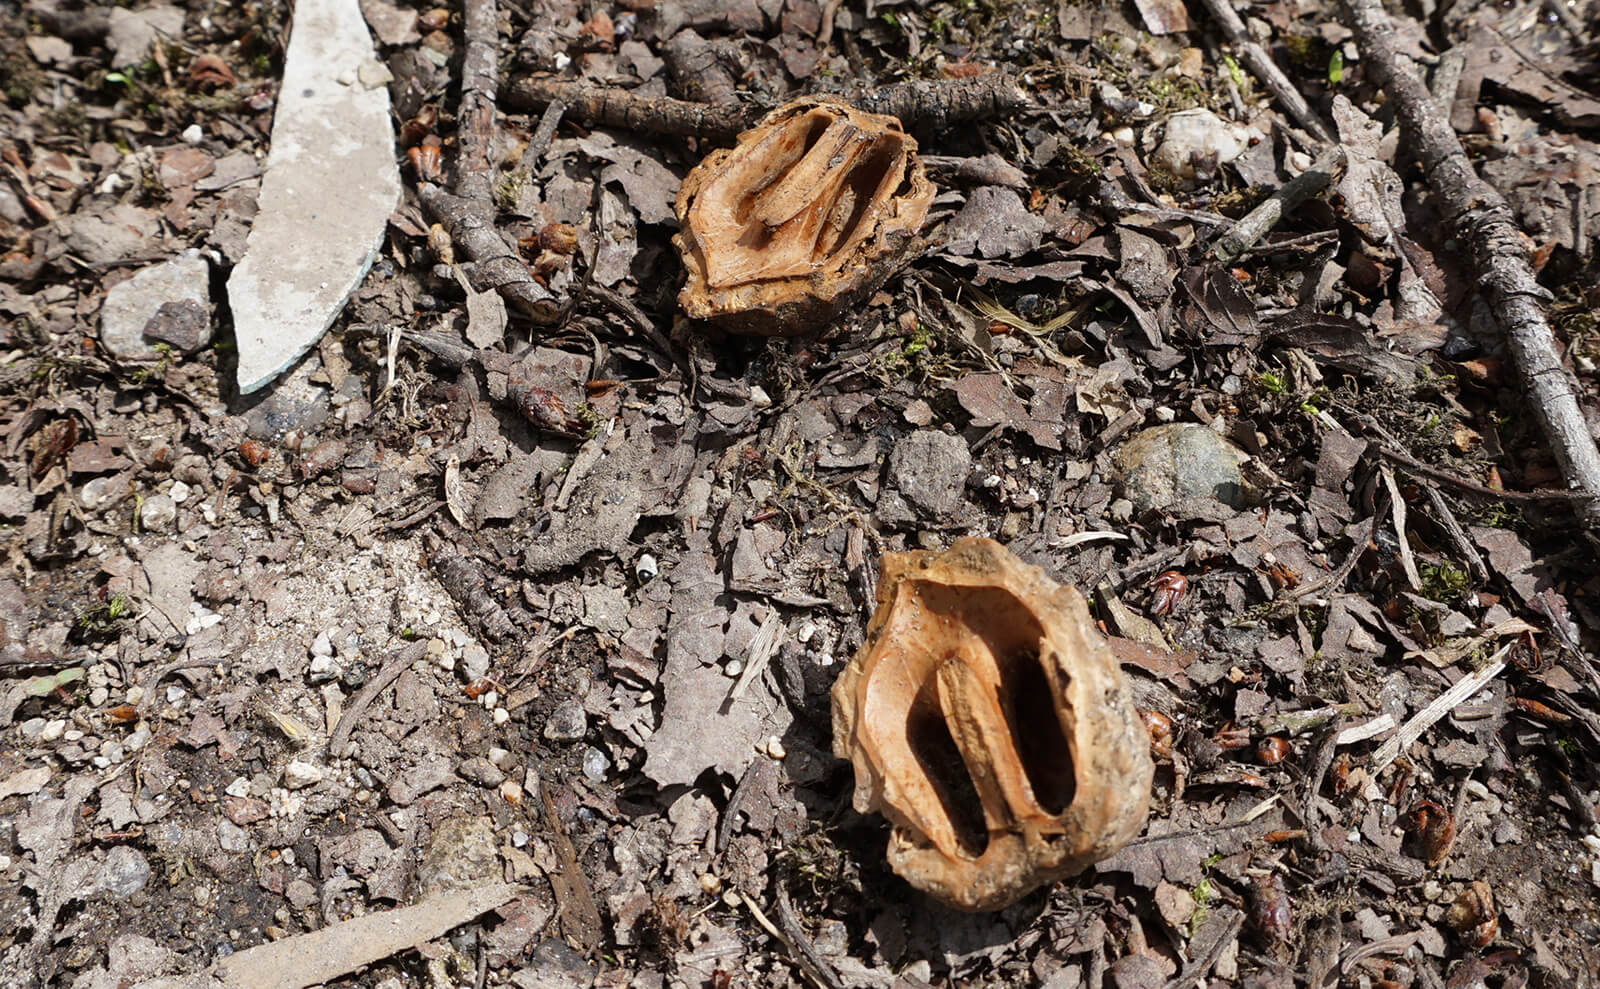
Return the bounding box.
[457,0,499,204]
[509,79,754,140]
[1250,702,1367,736]
[518,99,566,178]
[508,74,1029,142]
[1214,147,1345,261]
[1162,907,1243,989]
[1341,0,1600,526]
[419,184,561,322]
[1380,466,1423,592]
[1194,0,1334,143]
[1335,714,1396,745]
[1419,484,1489,582]
[736,888,841,989]
[328,636,428,752]
[1371,644,1510,771]
[329,639,429,755]
[1544,743,1600,838]
[1372,437,1596,504]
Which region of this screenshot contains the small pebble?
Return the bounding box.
[699,873,722,894]
[307,654,341,684]
[282,759,325,789]
[543,700,587,742]
[310,632,334,658]
[459,642,490,682]
[41,720,66,742]
[169,480,192,504]
[139,494,177,531]
[581,746,610,782]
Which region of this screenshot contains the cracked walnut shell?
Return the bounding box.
[673,97,935,335]
[831,538,1154,911]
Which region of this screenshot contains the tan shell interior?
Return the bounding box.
[832,538,1154,911]
[674,98,934,334]
[860,580,1078,860]
[686,107,916,287]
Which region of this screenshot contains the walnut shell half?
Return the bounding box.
[673,97,935,335]
[831,538,1154,911]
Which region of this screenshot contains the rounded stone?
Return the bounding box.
[542,700,587,742]
[1112,423,1248,517]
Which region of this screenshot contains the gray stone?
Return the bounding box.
[226,0,402,394]
[66,202,162,267]
[459,642,491,682]
[884,429,971,519]
[97,846,151,899]
[457,756,506,788]
[141,299,211,352]
[216,819,252,853]
[415,816,500,899]
[581,746,610,782]
[1112,423,1248,517]
[138,493,177,531]
[237,354,334,442]
[543,700,587,742]
[99,251,211,361]
[512,939,597,989]
[106,4,185,68]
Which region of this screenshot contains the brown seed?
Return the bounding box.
[1256,736,1290,765]
[579,10,615,50]
[188,53,236,90]
[1510,695,1571,725]
[419,7,451,29]
[399,105,439,148]
[1407,799,1457,867]
[1445,881,1497,947]
[238,439,270,467]
[1140,709,1173,760]
[539,222,579,255]
[1148,570,1188,617]
[409,139,443,183]
[1249,872,1292,943]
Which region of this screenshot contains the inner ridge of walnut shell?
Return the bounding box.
[673,97,936,336]
[831,538,1154,911]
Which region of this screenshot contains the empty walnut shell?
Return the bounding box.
[831,538,1154,911]
[673,97,935,335]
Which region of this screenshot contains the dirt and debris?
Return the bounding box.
[4,0,1600,985]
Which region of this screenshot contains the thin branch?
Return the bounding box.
[1341,0,1600,526]
[1194,0,1334,143]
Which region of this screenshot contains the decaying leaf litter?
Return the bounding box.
[2,0,1600,982]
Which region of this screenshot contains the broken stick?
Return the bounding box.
[1341,0,1600,525]
[508,73,1030,142]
